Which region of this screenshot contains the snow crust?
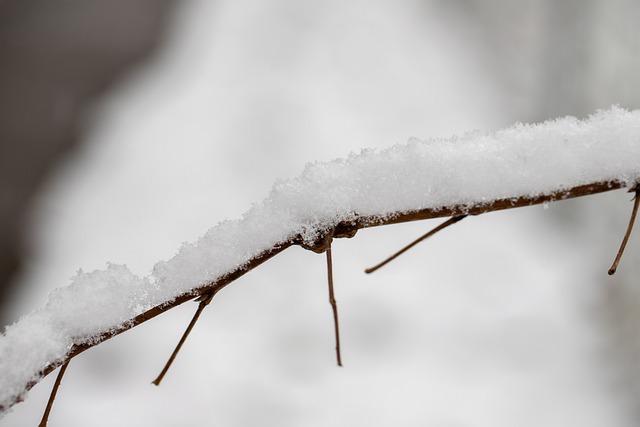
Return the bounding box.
[2,106,640,413]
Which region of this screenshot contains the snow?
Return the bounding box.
[46,264,155,342]
[153,106,640,292]
[1,106,640,414]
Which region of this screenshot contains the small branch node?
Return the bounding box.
[300,230,335,254]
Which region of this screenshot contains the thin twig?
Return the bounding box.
[365,215,467,274]
[152,292,216,386]
[38,361,70,427]
[326,244,342,366]
[608,189,640,275]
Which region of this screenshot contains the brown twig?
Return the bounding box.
[38,361,70,427]
[152,292,216,386]
[5,180,633,415]
[365,215,467,274]
[608,188,640,275]
[326,243,342,366]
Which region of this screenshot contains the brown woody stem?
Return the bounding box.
[152,292,216,386]
[608,189,640,275]
[38,361,70,427]
[326,244,342,366]
[365,215,467,274]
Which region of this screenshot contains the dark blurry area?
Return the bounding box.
[0,0,176,322]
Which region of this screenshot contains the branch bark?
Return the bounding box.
[6,179,631,414]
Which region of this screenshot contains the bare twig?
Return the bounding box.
[365,215,467,274]
[152,292,216,386]
[38,361,70,427]
[326,244,342,367]
[608,188,640,275]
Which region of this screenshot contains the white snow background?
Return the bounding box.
[2,1,639,426]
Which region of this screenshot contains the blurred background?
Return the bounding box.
[2,0,640,425]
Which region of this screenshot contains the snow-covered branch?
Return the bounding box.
[2,106,640,416]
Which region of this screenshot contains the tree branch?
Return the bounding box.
[38,361,69,427]
[4,179,632,414]
[326,243,342,367]
[608,188,640,275]
[365,215,467,274]
[152,292,216,386]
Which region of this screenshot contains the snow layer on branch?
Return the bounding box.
[2,106,640,413]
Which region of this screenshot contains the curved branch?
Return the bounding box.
[12,179,626,411]
[4,106,640,419]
